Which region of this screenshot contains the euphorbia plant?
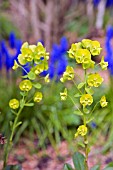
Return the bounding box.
[3,42,50,169]
[60,39,110,170]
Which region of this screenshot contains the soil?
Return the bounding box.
[0,137,113,170]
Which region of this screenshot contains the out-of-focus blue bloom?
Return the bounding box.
[9,32,16,49]
[93,0,113,7]
[0,32,22,73]
[105,25,113,75]
[0,51,2,70]
[91,122,97,128]
[37,40,44,46]
[41,36,68,80]
[1,40,7,55]
[93,0,100,6]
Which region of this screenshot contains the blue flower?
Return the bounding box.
[93,0,113,7]
[9,32,16,49]
[41,36,68,80]
[93,0,100,6]
[105,25,113,75]
[0,51,2,70]
[91,122,97,128]
[0,34,22,72]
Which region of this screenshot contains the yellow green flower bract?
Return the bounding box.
[100,96,108,107]
[9,99,19,110]
[60,88,67,101]
[80,94,93,106]
[19,79,32,92]
[100,56,108,70]
[75,125,88,138]
[12,60,19,70]
[33,92,43,102]
[87,73,103,87]
[60,66,74,82]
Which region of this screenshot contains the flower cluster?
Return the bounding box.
[75,125,88,138]
[9,42,49,110]
[60,39,108,140]
[68,39,101,69]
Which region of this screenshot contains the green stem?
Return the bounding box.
[68,94,83,115]
[83,116,89,170]
[88,101,99,119]
[72,79,83,95]
[19,65,28,74]
[3,106,24,169]
[84,69,89,170]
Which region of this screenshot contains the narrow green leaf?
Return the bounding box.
[20,99,25,108]
[86,117,94,124]
[77,82,85,89]
[85,87,94,95]
[21,75,28,78]
[90,165,100,170]
[20,91,27,97]
[27,71,36,80]
[74,93,81,98]
[63,163,73,170]
[11,110,17,115]
[15,121,22,128]
[73,152,85,170]
[83,107,90,114]
[78,142,85,148]
[74,110,83,116]
[32,83,42,89]
[10,121,13,129]
[25,103,34,107]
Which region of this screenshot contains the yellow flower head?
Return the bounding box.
[60,88,67,101]
[44,74,50,83]
[68,42,82,59]
[9,99,19,109]
[12,60,19,70]
[99,56,108,70]
[80,94,93,106]
[82,39,92,49]
[100,96,108,107]
[33,92,43,102]
[60,66,74,82]
[34,42,49,61]
[90,40,102,56]
[19,80,32,92]
[87,73,103,87]
[75,125,87,138]
[75,49,91,64]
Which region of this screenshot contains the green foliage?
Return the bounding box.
[0,76,80,150]
[65,18,88,37]
[90,165,100,170]
[5,165,22,170]
[63,152,85,170]
[14,82,80,148]
[64,152,113,170]
[0,15,20,39]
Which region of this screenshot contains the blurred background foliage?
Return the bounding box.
[0,0,113,152]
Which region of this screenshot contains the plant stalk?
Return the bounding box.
[3,106,24,169]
